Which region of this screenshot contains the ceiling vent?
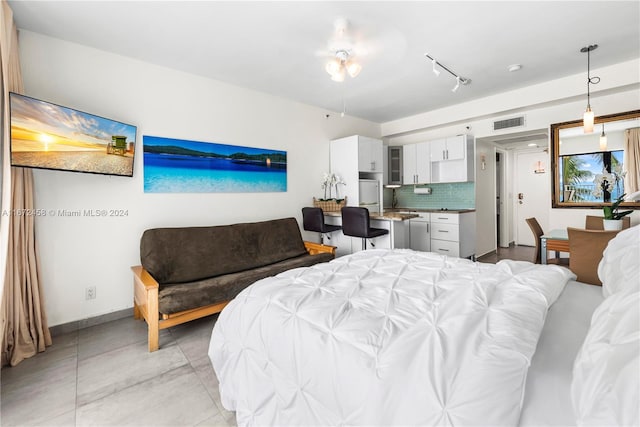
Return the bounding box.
[493,116,525,131]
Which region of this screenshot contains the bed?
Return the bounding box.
[209,226,639,426]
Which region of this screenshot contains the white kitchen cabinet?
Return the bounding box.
[358,137,383,173]
[409,214,430,252]
[430,211,476,259]
[430,135,466,161]
[387,146,403,185]
[402,142,430,185]
[331,135,384,208]
[431,134,475,183]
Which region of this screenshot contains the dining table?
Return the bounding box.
[540,228,569,264]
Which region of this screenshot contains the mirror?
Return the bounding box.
[551,110,640,209]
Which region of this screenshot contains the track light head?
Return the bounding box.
[432,59,440,77]
[452,76,461,92]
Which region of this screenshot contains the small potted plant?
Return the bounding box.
[313,173,346,211]
[602,193,633,230]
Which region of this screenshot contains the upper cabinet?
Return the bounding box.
[358,136,383,173]
[430,136,466,161]
[403,142,431,185]
[431,135,475,183]
[387,146,403,185]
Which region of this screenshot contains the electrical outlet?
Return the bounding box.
[85,286,96,300]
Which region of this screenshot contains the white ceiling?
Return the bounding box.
[8,1,640,123]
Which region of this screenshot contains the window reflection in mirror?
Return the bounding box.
[551,110,640,208]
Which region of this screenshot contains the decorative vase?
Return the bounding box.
[603,219,623,231]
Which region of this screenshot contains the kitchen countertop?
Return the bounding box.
[323,211,419,221]
[385,208,476,214]
[323,208,475,221]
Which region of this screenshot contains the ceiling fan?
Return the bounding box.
[320,18,366,82]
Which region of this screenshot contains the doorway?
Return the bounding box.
[495,149,509,248]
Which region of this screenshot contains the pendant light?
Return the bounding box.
[599,122,608,150]
[580,44,600,133]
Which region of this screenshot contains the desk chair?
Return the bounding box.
[568,227,621,285]
[302,207,341,244]
[341,206,388,250]
[585,215,631,230]
[525,217,569,265]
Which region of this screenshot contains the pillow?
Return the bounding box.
[597,225,640,297]
[571,290,639,426]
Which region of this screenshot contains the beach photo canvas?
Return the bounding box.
[9,92,137,177]
[143,135,287,193]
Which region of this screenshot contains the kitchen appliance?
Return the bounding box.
[358,179,380,212]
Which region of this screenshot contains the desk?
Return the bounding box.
[540,229,569,264]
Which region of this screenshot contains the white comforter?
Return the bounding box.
[209,249,575,426]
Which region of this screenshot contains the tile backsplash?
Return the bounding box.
[384,182,475,209]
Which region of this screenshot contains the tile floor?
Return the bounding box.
[1,315,236,427]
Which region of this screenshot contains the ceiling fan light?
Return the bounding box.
[331,67,346,82]
[346,61,362,78]
[583,106,594,133]
[325,59,341,76]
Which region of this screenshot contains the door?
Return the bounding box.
[515,150,550,246]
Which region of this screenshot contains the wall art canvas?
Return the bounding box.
[143,135,287,193]
[10,92,137,177]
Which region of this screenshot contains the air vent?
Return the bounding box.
[493,116,525,131]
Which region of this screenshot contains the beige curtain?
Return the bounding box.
[624,128,640,196]
[0,0,51,367]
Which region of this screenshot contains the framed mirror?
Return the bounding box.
[551,110,640,208]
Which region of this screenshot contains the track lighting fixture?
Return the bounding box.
[424,53,470,92]
[580,44,600,133]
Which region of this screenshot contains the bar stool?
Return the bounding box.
[302,207,341,244]
[341,206,388,250]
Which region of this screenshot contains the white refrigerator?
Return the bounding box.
[358,179,380,212]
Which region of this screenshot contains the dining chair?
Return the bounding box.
[567,227,621,285]
[584,215,631,230]
[525,217,569,265]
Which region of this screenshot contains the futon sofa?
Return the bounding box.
[132,217,335,351]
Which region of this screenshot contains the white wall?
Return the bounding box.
[18,31,380,327]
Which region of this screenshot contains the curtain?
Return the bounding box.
[0,0,51,367]
[624,128,640,196]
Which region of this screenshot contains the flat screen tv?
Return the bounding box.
[9,92,137,177]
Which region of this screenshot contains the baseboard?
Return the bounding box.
[49,307,133,337]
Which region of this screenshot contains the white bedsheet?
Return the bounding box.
[209,249,575,426]
[519,280,604,426]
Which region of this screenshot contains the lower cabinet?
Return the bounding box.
[409,215,431,252]
[430,212,476,259]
